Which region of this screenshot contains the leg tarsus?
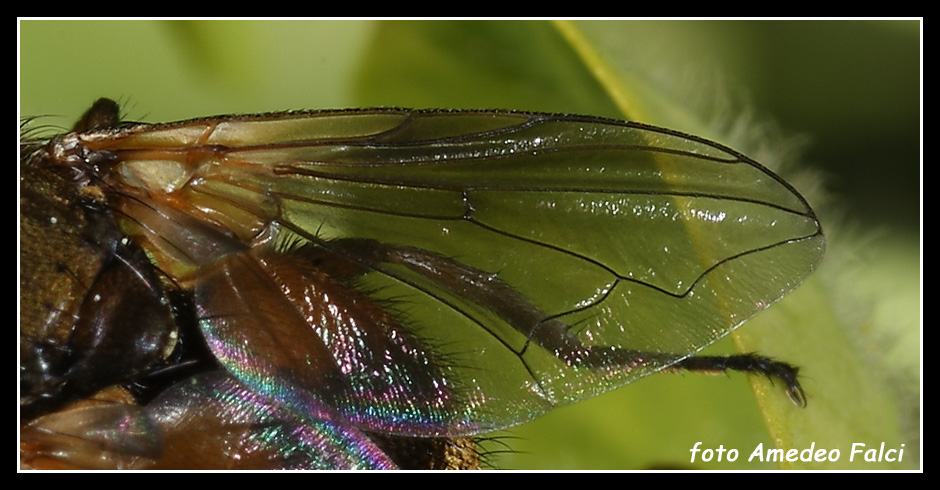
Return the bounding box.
[674,354,806,407]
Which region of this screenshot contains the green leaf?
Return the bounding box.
[20,19,919,470]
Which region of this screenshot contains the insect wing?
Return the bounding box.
[75,109,824,436]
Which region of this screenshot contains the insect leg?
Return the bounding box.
[669,354,805,406]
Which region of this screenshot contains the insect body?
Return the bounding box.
[20,99,824,469]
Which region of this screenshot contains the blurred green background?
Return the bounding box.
[19,20,920,470]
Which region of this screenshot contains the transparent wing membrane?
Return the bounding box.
[22,104,823,468]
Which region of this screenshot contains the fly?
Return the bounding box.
[19,98,824,469]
